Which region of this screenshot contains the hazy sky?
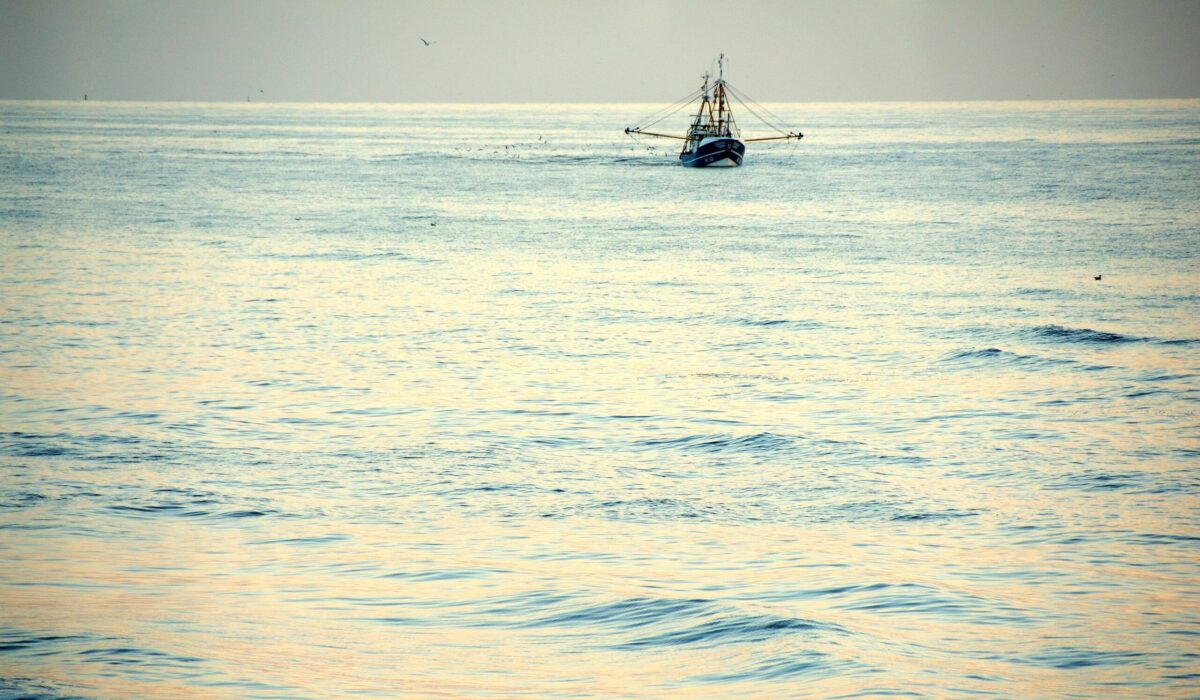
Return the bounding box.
[2,0,1198,102]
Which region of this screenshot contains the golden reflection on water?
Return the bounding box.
[3,99,1199,697]
[5,496,1198,695]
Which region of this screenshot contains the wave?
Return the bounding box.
[1029,324,1140,344]
[1012,647,1150,670]
[570,497,720,522]
[890,509,982,522]
[0,629,205,694]
[962,323,1198,349]
[829,500,983,525]
[632,431,793,453]
[726,318,824,329]
[106,489,278,521]
[247,534,349,546]
[0,677,86,700]
[107,503,276,519]
[939,347,1077,371]
[0,431,172,465]
[835,582,1027,622]
[0,631,97,654]
[693,654,864,683]
[513,596,843,650]
[618,612,837,650]
[525,596,711,630]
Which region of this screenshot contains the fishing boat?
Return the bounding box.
[625,55,803,167]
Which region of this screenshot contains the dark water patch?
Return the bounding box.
[1131,532,1200,546]
[197,400,254,411]
[107,501,277,520]
[247,534,348,546]
[0,522,54,531]
[566,497,721,523]
[379,568,505,582]
[1029,324,1141,344]
[0,630,99,655]
[1137,371,1197,382]
[524,596,711,631]
[726,317,824,329]
[504,595,844,649]
[471,590,579,619]
[1013,647,1149,670]
[632,432,793,454]
[835,583,1027,622]
[830,500,980,525]
[0,492,49,511]
[1124,388,1167,398]
[0,442,80,459]
[77,645,206,667]
[441,482,545,497]
[770,583,893,601]
[690,652,858,683]
[618,612,840,650]
[938,347,1076,371]
[0,432,175,466]
[993,427,1064,441]
[891,509,981,522]
[1047,470,1147,492]
[0,678,90,700]
[2,632,212,686]
[829,689,932,699]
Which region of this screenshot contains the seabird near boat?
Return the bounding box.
[625,55,803,167]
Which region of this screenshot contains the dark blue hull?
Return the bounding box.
[680,138,745,167]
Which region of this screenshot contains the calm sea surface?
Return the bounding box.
[1,100,1198,698]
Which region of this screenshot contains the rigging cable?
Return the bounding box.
[627,85,706,131]
[724,84,793,136]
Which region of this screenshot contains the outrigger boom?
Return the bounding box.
[624,128,802,143]
[624,54,803,167]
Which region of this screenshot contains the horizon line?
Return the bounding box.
[5,96,1200,106]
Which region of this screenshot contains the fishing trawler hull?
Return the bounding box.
[680,137,745,167]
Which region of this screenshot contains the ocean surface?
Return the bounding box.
[1,99,1198,698]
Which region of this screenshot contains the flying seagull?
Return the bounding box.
[420,37,436,46]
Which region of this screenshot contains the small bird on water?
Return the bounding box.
[1094,274,1102,280]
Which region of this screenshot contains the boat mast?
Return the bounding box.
[697,71,710,129]
[716,54,726,136]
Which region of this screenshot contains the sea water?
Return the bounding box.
[1,100,1198,698]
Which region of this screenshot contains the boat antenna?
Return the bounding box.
[719,53,724,82]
